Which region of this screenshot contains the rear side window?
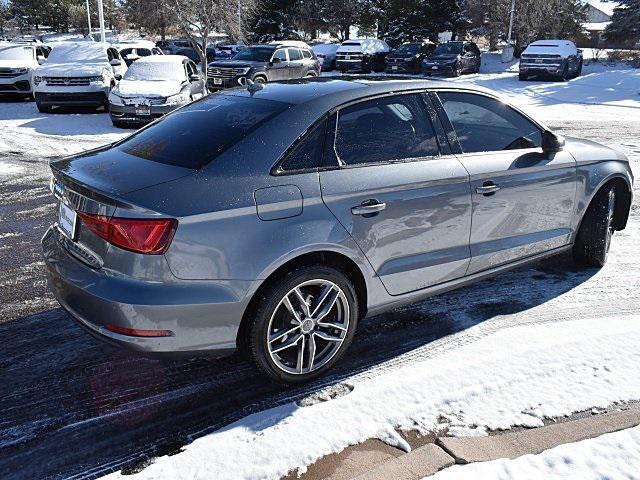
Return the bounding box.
[117,95,292,169]
[334,94,439,166]
[279,120,326,172]
[288,48,302,60]
[302,49,312,59]
[438,92,542,152]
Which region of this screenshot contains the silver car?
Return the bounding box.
[43,78,633,383]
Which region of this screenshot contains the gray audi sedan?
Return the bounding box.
[43,77,633,383]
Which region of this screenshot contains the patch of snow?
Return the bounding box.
[430,425,640,479]
[102,315,640,480]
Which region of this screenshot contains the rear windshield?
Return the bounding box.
[116,94,292,169]
[434,43,463,55]
[395,44,420,54]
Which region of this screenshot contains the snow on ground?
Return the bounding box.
[103,314,640,480]
[430,425,640,480]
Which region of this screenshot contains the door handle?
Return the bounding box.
[351,200,386,216]
[475,183,501,196]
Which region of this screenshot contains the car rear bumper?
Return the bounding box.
[35,91,108,107]
[422,63,455,74]
[519,65,562,77]
[109,103,177,124]
[42,226,255,354]
[336,59,368,72]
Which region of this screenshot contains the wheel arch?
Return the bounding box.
[580,175,632,233]
[236,250,369,352]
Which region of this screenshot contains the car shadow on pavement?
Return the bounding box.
[0,252,598,480]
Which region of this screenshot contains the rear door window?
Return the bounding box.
[334,94,439,166]
[287,48,302,60]
[437,92,542,152]
[117,95,292,169]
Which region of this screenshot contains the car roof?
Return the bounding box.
[223,76,490,107]
[134,54,186,64]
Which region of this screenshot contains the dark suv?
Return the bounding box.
[207,42,320,90]
[422,41,481,77]
[385,42,435,74]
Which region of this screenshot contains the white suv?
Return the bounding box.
[34,42,127,112]
[335,38,390,73]
[0,41,50,99]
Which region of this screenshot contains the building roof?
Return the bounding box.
[585,0,617,17]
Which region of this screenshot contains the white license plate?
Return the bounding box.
[135,105,150,116]
[58,202,77,240]
[213,77,222,85]
[392,66,398,71]
[431,66,438,70]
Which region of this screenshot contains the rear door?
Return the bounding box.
[286,48,304,78]
[319,93,472,296]
[434,91,577,274]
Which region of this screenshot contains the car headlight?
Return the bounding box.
[237,67,250,75]
[108,91,124,106]
[34,75,42,85]
[14,67,28,74]
[164,91,190,105]
[89,74,105,83]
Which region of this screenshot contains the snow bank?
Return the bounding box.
[430,425,640,480]
[103,314,640,480]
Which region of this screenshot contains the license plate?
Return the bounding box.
[58,201,77,240]
[432,66,438,70]
[392,66,398,71]
[213,77,222,85]
[135,104,150,116]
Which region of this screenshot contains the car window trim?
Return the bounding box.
[430,88,547,156]
[270,115,329,176]
[329,91,443,169]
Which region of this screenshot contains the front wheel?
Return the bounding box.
[36,102,52,113]
[573,186,616,268]
[247,265,359,384]
[452,62,462,77]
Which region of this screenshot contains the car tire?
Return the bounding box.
[573,185,616,268]
[111,119,127,128]
[253,75,267,84]
[36,102,52,113]
[560,65,569,82]
[575,60,583,78]
[305,71,317,77]
[518,72,528,81]
[452,62,462,77]
[247,265,359,384]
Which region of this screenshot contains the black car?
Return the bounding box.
[422,41,481,77]
[385,42,435,74]
[175,46,217,64]
[207,42,320,90]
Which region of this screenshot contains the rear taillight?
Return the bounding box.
[105,323,173,337]
[78,212,177,255]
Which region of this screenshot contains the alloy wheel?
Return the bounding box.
[267,279,350,375]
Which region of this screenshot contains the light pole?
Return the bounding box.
[97,0,106,43]
[85,0,92,37]
[502,0,516,62]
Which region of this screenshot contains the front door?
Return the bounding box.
[435,91,577,274]
[319,93,472,296]
[269,48,289,81]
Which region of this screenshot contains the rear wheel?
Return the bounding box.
[573,186,616,268]
[247,265,359,384]
[452,62,462,77]
[253,75,267,84]
[518,72,528,81]
[36,102,52,113]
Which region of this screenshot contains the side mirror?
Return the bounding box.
[270,57,281,65]
[110,59,121,67]
[542,131,565,154]
[115,73,122,81]
[37,55,45,65]
[189,73,201,82]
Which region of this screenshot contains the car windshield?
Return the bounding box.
[434,43,463,55]
[124,61,186,81]
[395,44,420,54]
[313,44,339,54]
[47,43,106,63]
[116,95,292,169]
[0,45,34,61]
[233,46,274,62]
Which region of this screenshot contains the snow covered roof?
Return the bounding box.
[583,21,611,31]
[135,54,185,65]
[524,40,578,56]
[585,0,618,17]
[337,38,390,54]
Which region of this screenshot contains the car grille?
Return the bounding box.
[520,53,562,67]
[208,67,246,79]
[44,76,92,86]
[0,68,25,78]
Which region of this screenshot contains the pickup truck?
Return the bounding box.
[519,40,583,81]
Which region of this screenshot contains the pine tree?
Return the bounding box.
[605,0,640,47]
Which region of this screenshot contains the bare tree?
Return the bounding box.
[170,0,258,77]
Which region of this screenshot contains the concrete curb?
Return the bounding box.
[437,407,640,464]
[353,444,454,480]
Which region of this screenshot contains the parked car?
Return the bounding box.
[43,78,633,383]
[385,41,435,74]
[215,44,244,59]
[108,55,205,127]
[422,40,481,76]
[0,41,50,99]
[117,43,164,66]
[519,40,583,81]
[33,42,126,112]
[156,39,192,55]
[174,46,217,64]
[336,38,390,73]
[312,43,340,71]
[207,42,319,90]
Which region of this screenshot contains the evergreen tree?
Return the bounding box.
[250,0,300,42]
[605,0,640,47]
